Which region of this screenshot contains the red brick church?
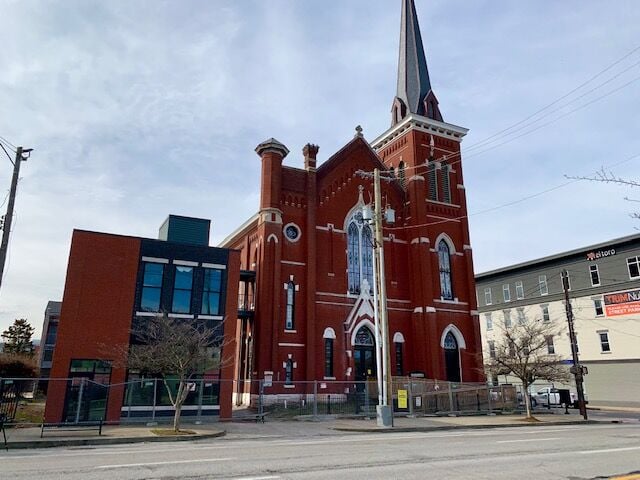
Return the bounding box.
[221,0,483,398]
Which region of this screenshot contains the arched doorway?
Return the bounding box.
[444,331,461,383]
[353,326,376,386]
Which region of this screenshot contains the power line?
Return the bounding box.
[0,142,14,163]
[382,151,640,231]
[462,56,640,155]
[390,46,640,175]
[0,135,16,150]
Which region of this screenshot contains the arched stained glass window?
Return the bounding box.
[438,239,453,300]
[354,326,375,346]
[346,213,374,295]
[347,223,361,294]
[444,331,458,350]
[362,227,374,289]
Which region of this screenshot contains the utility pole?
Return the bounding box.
[0,146,30,291]
[373,168,393,427]
[561,269,588,420]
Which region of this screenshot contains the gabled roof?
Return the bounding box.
[316,135,405,197]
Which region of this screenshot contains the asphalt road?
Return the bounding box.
[2,423,640,479]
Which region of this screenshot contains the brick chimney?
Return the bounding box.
[303,143,319,171]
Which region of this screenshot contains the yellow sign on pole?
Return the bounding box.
[398,389,408,409]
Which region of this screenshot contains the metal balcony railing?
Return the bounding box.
[238,294,255,314]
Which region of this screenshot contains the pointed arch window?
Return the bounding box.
[347,213,374,295]
[438,239,453,300]
[354,326,375,346]
[285,281,295,330]
[444,331,457,350]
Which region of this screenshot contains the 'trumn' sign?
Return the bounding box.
[603,288,640,317]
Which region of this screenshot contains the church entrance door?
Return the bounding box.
[444,331,461,383]
[353,326,376,391]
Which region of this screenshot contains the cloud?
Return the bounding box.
[0,0,638,335]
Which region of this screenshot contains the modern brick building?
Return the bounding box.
[220,0,483,403]
[44,216,241,423]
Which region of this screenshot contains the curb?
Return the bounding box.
[332,419,604,433]
[3,430,226,450]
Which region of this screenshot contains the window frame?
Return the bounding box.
[541,304,550,323]
[539,275,548,296]
[324,338,334,378]
[347,217,374,295]
[589,264,601,287]
[484,287,492,306]
[285,358,294,384]
[485,313,493,331]
[503,309,512,328]
[627,256,640,280]
[395,342,404,376]
[488,340,496,359]
[140,262,164,312]
[598,331,611,353]
[438,240,453,300]
[201,267,224,316]
[545,335,555,355]
[171,265,194,314]
[285,281,295,330]
[515,281,524,300]
[502,284,511,303]
[593,298,604,317]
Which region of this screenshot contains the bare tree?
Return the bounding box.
[484,316,570,419]
[111,314,229,432]
[566,169,640,221]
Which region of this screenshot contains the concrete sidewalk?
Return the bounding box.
[331,412,601,432]
[0,411,615,450]
[1,424,225,450]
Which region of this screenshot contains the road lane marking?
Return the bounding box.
[579,446,640,455]
[236,477,281,480]
[95,457,235,469]
[497,437,561,444]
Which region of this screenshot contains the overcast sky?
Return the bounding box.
[1,0,639,337]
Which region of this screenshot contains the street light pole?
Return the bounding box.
[0,146,29,291]
[373,168,393,427]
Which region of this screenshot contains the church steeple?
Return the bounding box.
[392,0,443,126]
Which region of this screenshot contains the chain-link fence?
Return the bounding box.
[0,377,524,426]
[230,378,520,420]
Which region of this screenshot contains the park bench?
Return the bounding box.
[40,420,104,438]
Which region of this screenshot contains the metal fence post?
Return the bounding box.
[313,381,318,418]
[75,378,85,424]
[448,383,454,413]
[408,380,414,416]
[365,381,370,415]
[487,386,493,414]
[197,379,204,421]
[152,378,157,420]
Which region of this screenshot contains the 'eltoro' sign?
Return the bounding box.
[586,248,616,261]
[603,288,640,317]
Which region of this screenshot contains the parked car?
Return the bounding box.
[533,387,588,408]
